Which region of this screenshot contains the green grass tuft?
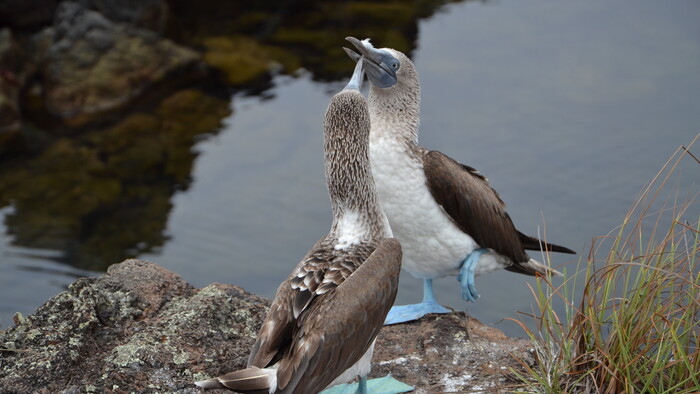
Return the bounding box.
[511,134,700,393]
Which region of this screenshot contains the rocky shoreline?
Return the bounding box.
[0,259,534,393]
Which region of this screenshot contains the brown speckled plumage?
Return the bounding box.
[324,89,388,240]
[196,64,402,394]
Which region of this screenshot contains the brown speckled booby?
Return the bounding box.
[195,58,403,393]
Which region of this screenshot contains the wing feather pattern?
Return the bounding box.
[424,151,574,275]
[247,238,402,394]
[278,238,402,393]
[424,150,529,264]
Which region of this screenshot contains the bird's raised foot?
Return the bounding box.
[383,301,451,325]
[320,375,414,394]
[457,248,488,302]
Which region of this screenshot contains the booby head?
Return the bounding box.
[344,37,421,143]
[344,37,402,89]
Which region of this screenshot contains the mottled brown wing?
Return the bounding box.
[247,239,379,370]
[287,240,376,319]
[424,150,530,265]
[247,279,296,368]
[276,238,402,394]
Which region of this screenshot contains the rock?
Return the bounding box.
[43,2,201,122]
[0,260,533,393]
[75,0,169,33]
[0,259,269,393]
[373,313,534,393]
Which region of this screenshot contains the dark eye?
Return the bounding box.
[392,62,399,70]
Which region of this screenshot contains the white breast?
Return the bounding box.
[370,134,507,279]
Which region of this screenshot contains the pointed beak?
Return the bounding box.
[345,37,399,89]
[343,57,365,92]
[343,47,362,63]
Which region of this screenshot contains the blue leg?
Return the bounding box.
[356,376,367,394]
[320,375,413,394]
[457,248,488,302]
[383,279,450,325]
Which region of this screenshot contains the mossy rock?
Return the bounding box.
[201,35,300,85]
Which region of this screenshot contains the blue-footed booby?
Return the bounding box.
[195,59,410,393]
[344,37,576,325]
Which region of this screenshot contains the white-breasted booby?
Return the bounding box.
[195,59,409,393]
[344,37,576,325]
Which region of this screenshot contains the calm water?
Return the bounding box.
[1,0,699,337]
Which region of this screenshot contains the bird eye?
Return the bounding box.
[392,62,399,70]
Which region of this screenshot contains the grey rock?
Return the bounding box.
[0,259,269,393]
[373,313,534,393]
[52,2,115,53]
[42,2,200,121]
[76,0,169,33]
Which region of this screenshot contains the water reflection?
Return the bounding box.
[165,0,460,83]
[0,90,230,270]
[0,1,464,296]
[1,0,698,337]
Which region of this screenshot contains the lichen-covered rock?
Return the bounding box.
[0,260,532,393]
[43,2,200,122]
[372,313,535,393]
[0,259,269,393]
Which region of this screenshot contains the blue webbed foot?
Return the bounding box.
[457,248,488,302]
[384,279,450,325]
[383,301,450,325]
[320,375,414,394]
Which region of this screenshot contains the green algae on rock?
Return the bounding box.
[202,35,301,86]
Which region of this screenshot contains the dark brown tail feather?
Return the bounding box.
[195,366,272,393]
[517,231,576,254]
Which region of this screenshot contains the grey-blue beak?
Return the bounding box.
[344,57,365,92]
[345,37,399,89]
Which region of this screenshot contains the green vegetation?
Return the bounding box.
[201,36,300,85]
[513,136,700,393]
